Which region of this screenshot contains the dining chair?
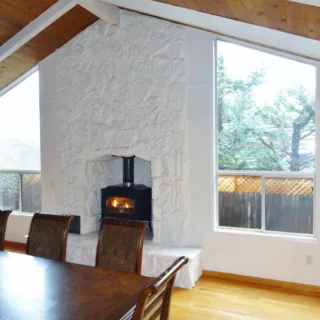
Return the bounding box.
[0,210,12,251]
[131,256,189,320]
[26,213,73,262]
[95,218,148,274]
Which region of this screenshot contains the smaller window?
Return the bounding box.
[0,71,41,213]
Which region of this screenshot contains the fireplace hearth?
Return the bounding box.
[101,156,152,228]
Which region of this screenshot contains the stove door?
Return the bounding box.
[106,197,134,214]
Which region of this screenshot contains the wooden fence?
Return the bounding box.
[219,192,313,234]
[0,173,41,212]
[218,175,313,195]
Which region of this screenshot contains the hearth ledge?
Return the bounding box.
[67,232,202,289]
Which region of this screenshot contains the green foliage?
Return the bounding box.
[218,57,315,172]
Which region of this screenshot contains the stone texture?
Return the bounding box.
[66,233,202,289]
[53,10,189,244]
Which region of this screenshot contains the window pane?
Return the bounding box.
[266,178,313,234]
[217,41,316,172]
[0,71,40,170]
[22,174,41,213]
[0,173,19,211]
[218,175,262,229]
[217,41,316,234]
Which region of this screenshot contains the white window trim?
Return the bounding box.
[212,35,320,241]
[288,0,320,7]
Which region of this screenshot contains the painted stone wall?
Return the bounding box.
[54,10,188,244]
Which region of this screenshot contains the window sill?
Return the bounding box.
[214,227,318,244]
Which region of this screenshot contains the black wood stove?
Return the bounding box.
[101,156,152,226]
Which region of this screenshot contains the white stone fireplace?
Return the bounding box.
[39,9,202,288]
[51,10,189,245]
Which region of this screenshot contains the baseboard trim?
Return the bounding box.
[203,270,320,298]
[4,241,26,253]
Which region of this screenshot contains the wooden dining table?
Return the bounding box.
[0,251,155,320]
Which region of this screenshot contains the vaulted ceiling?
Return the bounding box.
[1,0,320,92]
[156,0,320,40]
[0,1,98,90]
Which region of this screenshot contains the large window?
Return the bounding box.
[0,71,41,213]
[216,40,316,235]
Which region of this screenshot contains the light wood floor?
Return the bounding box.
[171,277,320,320]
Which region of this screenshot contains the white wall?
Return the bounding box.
[185,27,320,286]
[5,213,32,243]
[39,53,60,214]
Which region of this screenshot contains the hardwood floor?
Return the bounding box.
[4,245,320,319]
[171,277,320,319]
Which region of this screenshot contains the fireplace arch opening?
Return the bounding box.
[101,156,152,231]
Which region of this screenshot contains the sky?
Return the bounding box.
[217,40,316,107]
[0,71,40,170]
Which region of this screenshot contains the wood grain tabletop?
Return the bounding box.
[0,251,155,320]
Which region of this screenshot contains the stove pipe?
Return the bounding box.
[123,156,134,186]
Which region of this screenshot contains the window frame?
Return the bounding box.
[0,67,41,214]
[213,36,320,239]
[0,169,41,213]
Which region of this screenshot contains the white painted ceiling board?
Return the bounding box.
[288,0,320,7]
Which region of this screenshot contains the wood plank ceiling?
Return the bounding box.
[0,1,98,90]
[156,0,320,40]
[1,0,320,91]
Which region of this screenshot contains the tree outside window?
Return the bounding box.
[216,41,316,234]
